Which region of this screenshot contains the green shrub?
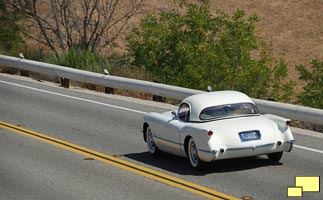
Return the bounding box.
[0,2,25,53]
[127,0,293,102]
[51,49,110,73]
[296,60,323,109]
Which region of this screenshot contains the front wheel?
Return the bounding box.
[267,152,283,162]
[187,138,201,168]
[146,126,160,155]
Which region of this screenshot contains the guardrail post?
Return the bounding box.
[152,94,164,102]
[60,77,69,88]
[152,80,165,102]
[20,70,29,77]
[105,87,114,94]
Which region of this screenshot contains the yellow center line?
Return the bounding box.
[0,120,239,200]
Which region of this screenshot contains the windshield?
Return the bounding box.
[199,103,259,120]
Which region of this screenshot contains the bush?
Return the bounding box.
[0,2,26,53]
[49,49,110,74]
[127,0,293,101]
[296,60,323,109]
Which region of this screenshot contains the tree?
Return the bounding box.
[0,1,25,52]
[9,0,145,58]
[296,60,323,109]
[127,0,293,101]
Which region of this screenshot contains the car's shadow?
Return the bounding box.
[123,152,282,176]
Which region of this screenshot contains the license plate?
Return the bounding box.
[239,130,261,142]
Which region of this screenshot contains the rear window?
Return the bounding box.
[199,103,259,120]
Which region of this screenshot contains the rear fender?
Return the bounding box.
[181,126,210,154]
[263,114,290,133]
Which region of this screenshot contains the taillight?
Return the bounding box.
[208,130,213,136]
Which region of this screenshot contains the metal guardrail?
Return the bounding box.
[1,55,323,126]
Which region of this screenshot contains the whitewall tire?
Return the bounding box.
[187,138,201,168]
[146,126,160,155]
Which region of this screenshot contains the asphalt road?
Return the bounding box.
[1,73,322,200]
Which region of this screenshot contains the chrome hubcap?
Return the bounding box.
[189,141,198,165]
[147,129,155,152]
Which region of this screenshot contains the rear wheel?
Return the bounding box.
[187,138,201,168]
[146,126,160,155]
[267,152,283,162]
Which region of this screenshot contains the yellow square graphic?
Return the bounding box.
[288,187,303,197]
[295,176,320,192]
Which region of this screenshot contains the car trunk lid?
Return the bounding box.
[206,115,277,147]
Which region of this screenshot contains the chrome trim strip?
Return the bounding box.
[153,136,215,154]
[286,140,295,144]
[153,135,217,154]
[227,146,254,151]
[227,143,275,151]
[153,135,183,145]
[256,143,275,148]
[198,149,216,154]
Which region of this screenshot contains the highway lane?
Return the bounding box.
[1,127,206,200]
[1,73,322,200]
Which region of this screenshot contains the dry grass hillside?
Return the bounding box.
[213,0,323,90]
[142,0,323,92]
[19,0,323,93]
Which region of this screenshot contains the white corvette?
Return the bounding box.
[143,91,294,168]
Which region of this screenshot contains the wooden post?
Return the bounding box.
[105,87,114,94]
[61,77,70,88]
[152,80,164,102]
[20,70,29,77]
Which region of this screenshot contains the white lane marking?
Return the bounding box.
[0,80,146,114]
[294,145,323,154]
[1,79,323,155]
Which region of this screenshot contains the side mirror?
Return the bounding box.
[171,111,177,118]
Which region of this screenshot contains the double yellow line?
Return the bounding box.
[0,121,239,200]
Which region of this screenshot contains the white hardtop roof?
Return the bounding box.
[181,91,255,121]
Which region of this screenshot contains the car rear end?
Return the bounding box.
[196,115,294,162]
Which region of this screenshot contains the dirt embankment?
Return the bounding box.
[213,0,323,92]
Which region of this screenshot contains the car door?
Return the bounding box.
[162,103,190,156]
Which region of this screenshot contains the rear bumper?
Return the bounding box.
[198,140,295,162]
